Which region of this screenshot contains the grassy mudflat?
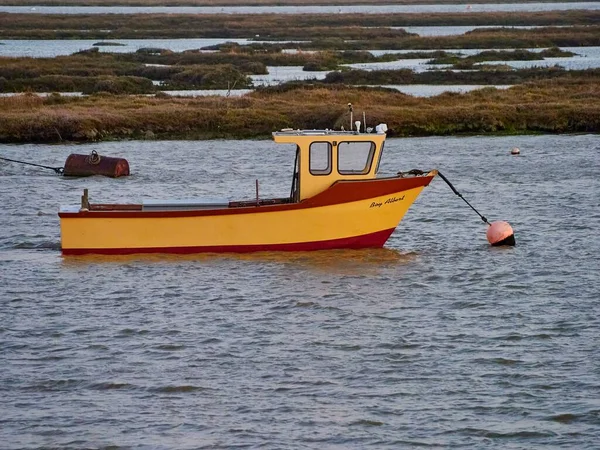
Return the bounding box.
[321,68,600,85]
[1,6,597,142]
[0,0,588,5]
[0,49,403,93]
[1,79,598,143]
[0,48,593,94]
[1,11,598,40]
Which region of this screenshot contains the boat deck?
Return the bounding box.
[60,197,293,213]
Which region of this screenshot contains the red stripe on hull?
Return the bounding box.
[59,175,435,219]
[62,228,396,256]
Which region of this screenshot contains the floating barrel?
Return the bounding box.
[63,151,129,178]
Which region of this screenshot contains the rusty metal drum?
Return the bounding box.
[63,151,129,178]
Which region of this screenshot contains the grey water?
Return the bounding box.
[0,38,277,58]
[2,2,599,14]
[0,38,600,71]
[3,40,599,71]
[251,66,331,86]
[1,134,600,448]
[358,47,600,71]
[377,84,513,96]
[361,46,600,71]
[158,85,513,97]
[369,46,600,57]
[0,85,512,98]
[396,25,573,37]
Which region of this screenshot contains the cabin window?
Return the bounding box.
[338,141,376,175]
[309,142,332,175]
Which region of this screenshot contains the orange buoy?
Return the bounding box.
[486,221,515,246]
[63,151,129,178]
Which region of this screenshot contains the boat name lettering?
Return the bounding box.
[370,196,405,208]
[385,196,405,204]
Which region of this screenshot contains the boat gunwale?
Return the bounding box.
[59,174,435,220]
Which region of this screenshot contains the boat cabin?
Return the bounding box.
[70,124,390,213]
[273,124,388,203]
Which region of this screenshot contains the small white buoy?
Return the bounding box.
[510,147,520,155]
[486,221,515,246]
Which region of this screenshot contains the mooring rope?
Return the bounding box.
[399,169,490,226]
[437,171,491,226]
[0,155,64,174]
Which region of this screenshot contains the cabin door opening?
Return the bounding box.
[289,145,300,203]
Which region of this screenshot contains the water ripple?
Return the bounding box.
[1,135,599,448]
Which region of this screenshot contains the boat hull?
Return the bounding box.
[59,175,435,255]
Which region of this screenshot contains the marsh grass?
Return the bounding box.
[0,0,588,5]
[428,47,576,66]
[1,79,598,143]
[1,11,598,40]
[1,8,598,142]
[321,68,600,86]
[0,50,419,93]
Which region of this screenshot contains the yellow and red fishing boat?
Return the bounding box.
[59,123,436,255]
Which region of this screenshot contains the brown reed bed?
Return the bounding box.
[0,50,404,93]
[1,11,598,40]
[315,26,600,50]
[0,0,587,6]
[1,78,598,143]
[2,48,595,94]
[427,47,575,66]
[320,68,600,86]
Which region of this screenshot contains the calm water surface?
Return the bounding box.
[0,38,275,58]
[251,66,331,86]
[355,47,600,71]
[396,25,573,36]
[1,135,599,448]
[377,84,513,96]
[0,86,512,98]
[2,39,599,71]
[2,2,599,14]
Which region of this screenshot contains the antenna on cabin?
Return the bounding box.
[348,103,353,131]
[363,111,367,133]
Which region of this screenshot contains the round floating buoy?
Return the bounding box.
[486,221,515,246]
[63,151,129,178]
[510,147,520,155]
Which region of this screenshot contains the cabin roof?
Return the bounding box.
[272,128,387,145]
[272,129,385,137]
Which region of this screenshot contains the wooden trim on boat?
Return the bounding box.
[89,204,142,211]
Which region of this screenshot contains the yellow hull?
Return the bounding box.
[60,178,433,255]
